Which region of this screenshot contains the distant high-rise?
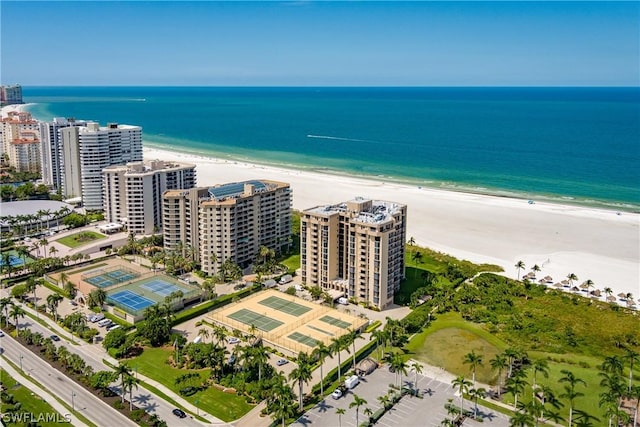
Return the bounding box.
[0,85,24,106]
[59,122,142,209]
[163,180,292,275]
[301,197,406,310]
[102,160,196,236]
[1,111,41,173]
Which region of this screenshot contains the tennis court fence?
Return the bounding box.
[81,265,141,283]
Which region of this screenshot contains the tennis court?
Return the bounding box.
[209,289,368,355]
[258,295,312,317]
[288,332,319,348]
[82,267,140,288]
[320,315,352,329]
[140,278,181,297]
[107,290,155,311]
[227,308,284,332]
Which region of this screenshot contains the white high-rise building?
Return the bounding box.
[39,118,87,189]
[102,160,196,236]
[59,122,142,210]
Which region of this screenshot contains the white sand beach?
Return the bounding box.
[144,145,640,303]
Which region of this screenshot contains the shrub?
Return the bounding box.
[113,400,124,410]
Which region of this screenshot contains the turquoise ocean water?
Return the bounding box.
[24,87,640,212]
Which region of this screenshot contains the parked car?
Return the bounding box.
[0,331,5,337]
[331,389,343,400]
[228,354,236,364]
[226,337,240,344]
[276,358,289,366]
[106,324,120,332]
[90,314,105,323]
[172,408,186,418]
[98,319,113,328]
[50,335,60,342]
[69,300,78,306]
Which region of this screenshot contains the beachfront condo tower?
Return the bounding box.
[301,197,407,310]
[39,117,88,190]
[163,180,292,275]
[102,160,196,236]
[58,122,142,210]
[0,84,23,106]
[1,111,41,173]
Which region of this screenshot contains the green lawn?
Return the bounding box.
[404,312,504,383]
[130,347,253,422]
[280,254,300,274]
[57,231,106,248]
[1,370,70,426]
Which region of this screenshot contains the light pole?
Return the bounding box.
[19,355,23,371]
[71,390,76,411]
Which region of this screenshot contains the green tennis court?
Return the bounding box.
[228,308,284,332]
[320,315,352,329]
[307,324,335,337]
[258,295,312,317]
[288,332,319,348]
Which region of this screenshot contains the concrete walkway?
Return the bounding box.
[1,357,89,427]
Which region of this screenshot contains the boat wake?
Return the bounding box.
[307,134,370,143]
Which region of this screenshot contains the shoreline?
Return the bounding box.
[144,144,640,301]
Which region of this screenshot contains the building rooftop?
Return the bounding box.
[305,197,404,224]
[207,180,268,200]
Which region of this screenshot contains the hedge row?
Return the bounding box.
[364,320,381,333]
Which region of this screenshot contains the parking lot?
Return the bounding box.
[292,363,510,427]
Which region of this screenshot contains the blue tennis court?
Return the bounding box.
[140,279,181,297]
[107,290,155,311]
[0,254,24,267]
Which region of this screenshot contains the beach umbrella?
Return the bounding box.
[618,292,627,299]
[553,283,563,288]
[544,276,553,282]
[590,289,601,297]
[607,296,617,302]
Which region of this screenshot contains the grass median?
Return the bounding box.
[130,347,253,422]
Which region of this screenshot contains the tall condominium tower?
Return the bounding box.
[59,122,142,210]
[0,85,23,106]
[163,180,292,275]
[102,160,196,236]
[1,111,41,173]
[301,197,407,310]
[39,117,87,189]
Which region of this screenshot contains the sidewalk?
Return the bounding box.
[1,359,89,427]
[10,294,227,426]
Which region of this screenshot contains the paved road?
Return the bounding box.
[7,316,205,427]
[1,331,136,427]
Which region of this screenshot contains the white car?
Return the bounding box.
[276,358,289,366]
[331,389,343,400]
[227,337,240,344]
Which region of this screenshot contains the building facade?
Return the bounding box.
[0,85,23,106]
[163,180,292,275]
[301,197,406,310]
[1,111,41,172]
[58,122,142,210]
[39,117,87,189]
[102,160,196,236]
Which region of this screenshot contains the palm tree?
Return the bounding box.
[0,297,13,328]
[531,358,549,391]
[90,288,107,308]
[46,293,63,322]
[331,335,346,382]
[451,375,472,414]
[510,410,535,427]
[252,343,269,382]
[491,353,508,395]
[625,349,640,394]
[504,348,520,379]
[371,329,388,360]
[505,373,527,410]
[364,407,373,424]
[391,354,408,389]
[411,361,423,393]
[559,369,586,427]
[531,264,541,276]
[313,342,333,397]
[469,387,486,419]
[289,352,313,411]
[604,287,613,300]
[601,355,624,375]
[123,374,139,411]
[515,261,525,280]
[566,273,578,286]
[49,246,58,258]
[349,394,368,427]
[463,350,483,389]
[9,304,26,334]
[39,238,49,258]
[336,408,346,427]
[198,327,210,344]
[115,363,132,403]
[347,328,362,369]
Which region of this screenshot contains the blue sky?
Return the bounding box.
[2,1,638,86]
